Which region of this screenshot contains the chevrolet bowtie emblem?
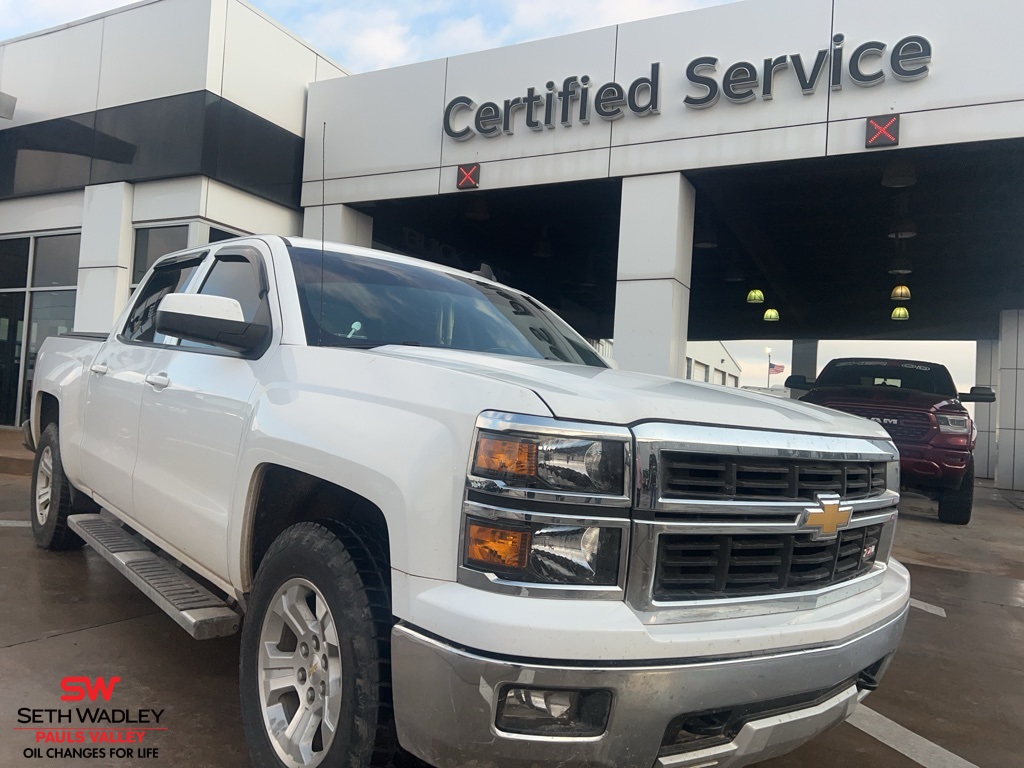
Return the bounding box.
[803,493,853,539]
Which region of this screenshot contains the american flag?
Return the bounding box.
[769,363,785,375]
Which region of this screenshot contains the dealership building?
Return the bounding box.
[2,0,1024,487]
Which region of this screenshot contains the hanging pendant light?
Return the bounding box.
[888,194,917,239]
[763,308,780,322]
[890,285,911,300]
[746,289,764,303]
[891,306,909,321]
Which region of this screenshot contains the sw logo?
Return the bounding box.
[60,676,121,702]
[802,493,853,540]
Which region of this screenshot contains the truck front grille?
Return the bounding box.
[652,524,882,601]
[661,454,886,502]
[832,406,933,442]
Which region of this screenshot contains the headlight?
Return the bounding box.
[464,517,621,585]
[937,414,970,434]
[472,431,626,496]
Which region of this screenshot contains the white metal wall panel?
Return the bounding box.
[0,20,104,127]
[440,27,617,167]
[830,0,1024,121]
[221,0,318,136]
[305,58,448,182]
[96,0,213,110]
[0,192,85,234]
[612,0,831,147]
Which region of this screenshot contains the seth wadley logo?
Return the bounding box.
[15,676,164,761]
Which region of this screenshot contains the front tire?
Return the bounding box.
[30,423,86,550]
[240,522,396,768]
[937,459,974,525]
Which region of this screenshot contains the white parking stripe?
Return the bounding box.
[849,706,980,768]
[0,520,29,527]
[910,598,948,618]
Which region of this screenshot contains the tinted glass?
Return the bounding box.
[815,360,957,396]
[208,227,239,243]
[289,247,607,368]
[0,114,95,198]
[134,226,189,284]
[91,92,207,186]
[123,256,203,344]
[0,239,29,289]
[0,93,302,209]
[0,292,25,425]
[197,255,262,321]
[22,291,76,422]
[32,234,81,287]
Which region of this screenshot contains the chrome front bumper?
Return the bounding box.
[392,603,908,768]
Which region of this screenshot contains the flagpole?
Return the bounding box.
[766,347,773,388]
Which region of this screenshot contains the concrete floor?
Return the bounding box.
[1,475,1021,768]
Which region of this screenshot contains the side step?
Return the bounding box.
[68,514,240,640]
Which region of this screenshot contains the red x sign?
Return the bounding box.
[457,163,480,189]
[865,115,899,148]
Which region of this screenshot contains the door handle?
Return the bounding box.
[145,372,171,391]
[89,363,108,375]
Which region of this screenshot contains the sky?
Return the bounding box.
[1,0,979,388]
[0,0,732,71]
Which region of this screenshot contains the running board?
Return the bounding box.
[68,514,240,640]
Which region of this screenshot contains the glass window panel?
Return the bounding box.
[0,113,96,199]
[32,234,81,288]
[21,290,76,423]
[208,227,239,243]
[123,255,204,344]
[133,226,190,284]
[197,256,261,321]
[0,292,25,425]
[0,239,29,289]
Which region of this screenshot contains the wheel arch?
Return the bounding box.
[242,464,392,596]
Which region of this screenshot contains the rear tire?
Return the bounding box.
[239,522,397,768]
[937,459,974,525]
[30,423,88,550]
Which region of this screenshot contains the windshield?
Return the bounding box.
[288,247,607,368]
[814,359,957,396]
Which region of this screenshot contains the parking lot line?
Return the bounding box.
[849,706,979,768]
[909,598,947,618]
[0,520,28,527]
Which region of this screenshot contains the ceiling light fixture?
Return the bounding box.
[888,195,917,239]
[746,289,764,304]
[763,308,780,322]
[891,306,909,321]
[890,285,911,300]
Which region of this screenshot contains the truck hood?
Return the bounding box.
[371,347,891,439]
[801,386,966,413]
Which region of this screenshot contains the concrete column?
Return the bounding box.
[974,340,998,479]
[611,173,694,378]
[789,339,818,398]
[302,204,373,247]
[74,183,134,333]
[995,311,1024,489]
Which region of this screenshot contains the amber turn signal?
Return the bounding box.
[466,522,531,570]
[473,435,537,480]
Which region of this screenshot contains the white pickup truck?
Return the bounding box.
[27,235,909,768]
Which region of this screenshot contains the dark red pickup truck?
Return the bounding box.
[787,358,995,525]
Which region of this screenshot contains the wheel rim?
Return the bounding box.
[258,578,343,768]
[35,446,53,526]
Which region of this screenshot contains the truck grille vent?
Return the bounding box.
[661,454,886,502]
[831,406,933,442]
[652,524,882,601]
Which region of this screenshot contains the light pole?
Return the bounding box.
[765,347,773,388]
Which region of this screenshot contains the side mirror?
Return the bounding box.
[958,386,996,403]
[784,374,813,390]
[156,293,269,354]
